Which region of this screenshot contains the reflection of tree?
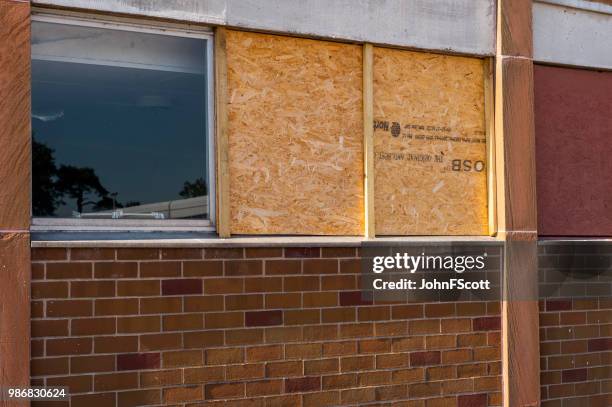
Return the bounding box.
[32,140,61,216]
[33,138,114,215]
[56,165,109,213]
[179,177,207,198]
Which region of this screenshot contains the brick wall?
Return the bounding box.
[31,246,502,407]
[539,243,612,407]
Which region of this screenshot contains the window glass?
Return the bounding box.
[31,20,210,220]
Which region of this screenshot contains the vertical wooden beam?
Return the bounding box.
[0,0,31,395]
[495,1,540,406]
[215,27,230,238]
[484,58,497,237]
[362,43,375,238]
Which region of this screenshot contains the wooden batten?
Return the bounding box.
[225,30,364,235]
[372,47,489,235]
[215,27,231,238]
[363,43,375,238]
[484,58,497,237]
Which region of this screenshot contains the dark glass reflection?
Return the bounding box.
[31,21,209,220]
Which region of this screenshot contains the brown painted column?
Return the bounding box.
[0,0,31,400]
[494,1,540,406]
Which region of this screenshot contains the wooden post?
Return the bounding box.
[215,27,230,238]
[495,1,540,406]
[0,0,31,395]
[363,43,375,238]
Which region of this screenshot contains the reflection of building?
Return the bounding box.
[80,196,208,219]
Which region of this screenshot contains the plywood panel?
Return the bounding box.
[373,47,488,235]
[226,30,364,235]
[535,64,612,236]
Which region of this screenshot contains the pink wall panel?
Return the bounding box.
[535,65,612,236]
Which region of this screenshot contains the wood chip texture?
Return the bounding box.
[373,47,488,235]
[226,30,364,235]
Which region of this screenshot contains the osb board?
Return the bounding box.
[226,30,364,235]
[373,47,488,235]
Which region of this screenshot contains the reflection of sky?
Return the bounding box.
[32,56,208,218]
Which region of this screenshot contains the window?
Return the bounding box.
[31,15,214,230]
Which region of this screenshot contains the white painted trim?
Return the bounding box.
[31,235,502,248]
[33,0,496,56]
[536,0,612,15]
[533,1,612,70]
[31,13,217,231]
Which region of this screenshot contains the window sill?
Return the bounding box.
[30,232,502,248]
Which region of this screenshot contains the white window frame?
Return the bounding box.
[30,13,216,232]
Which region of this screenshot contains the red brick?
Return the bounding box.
[71,355,115,374]
[31,319,69,337]
[146,332,188,354]
[376,353,410,369]
[31,358,68,377]
[226,294,264,310]
[266,361,303,378]
[425,303,456,317]
[441,318,472,333]
[47,300,94,317]
[358,338,392,354]
[161,248,202,259]
[392,368,424,384]
[358,306,391,321]
[265,326,302,343]
[392,304,423,319]
[303,292,338,307]
[116,248,159,260]
[73,393,116,407]
[139,297,182,315]
[266,260,301,275]
[376,384,408,401]
[286,343,322,359]
[266,293,301,309]
[456,302,487,316]
[304,358,339,375]
[32,263,45,280]
[285,377,321,393]
[339,291,373,306]
[95,262,138,279]
[163,313,203,331]
[205,312,244,328]
[117,389,160,407]
[140,261,181,277]
[183,331,224,349]
[588,338,612,352]
[163,349,203,367]
[322,247,356,258]
[442,349,472,364]
[32,281,68,299]
[284,309,320,325]
[71,317,116,335]
[183,366,224,384]
[322,373,357,390]
[321,275,356,291]
[227,363,265,381]
[246,345,283,362]
[95,335,139,353]
[426,335,456,349]
[245,247,283,258]
[246,310,283,326]
[473,316,501,331]
[206,348,244,365]
[409,319,441,334]
[284,276,319,292]
[226,260,263,276]
[204,248,244,259]
[47,263,92,279]
[339,322,373,338]
[226,328,264,345]
[117,353,160,370]
[546,299,572,311]
[163,385,203,403]
[70,281,115,298]
[409,382,441,398]
[94,372,138,391]
[47,375,92,393]
[410,351,441,366]
[341,387,375,404]
[376,321,408,337]
[95,298,138,316]
[205,382,245,399]
[458,393,487,407]
[284,247,320,258]
[47,338,92,356]
[117,316,160,333]
[71,248,115,260]
[205,278,244,294]
[246,379,282,396]
[161,278,202,295]
[562,368,587,383]
[183,260,223,277]
[184,295,224,312]
[303,259,337,274]
[339,259,360,274]
[32,248,67,261]
[392,337,425,352]
[341,355,374,372]
[322,307,355,323]
[117,280,160,296]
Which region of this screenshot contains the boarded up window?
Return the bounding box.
[373,48,488,235]
[226,30,364,235]
[535,65,612,236]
